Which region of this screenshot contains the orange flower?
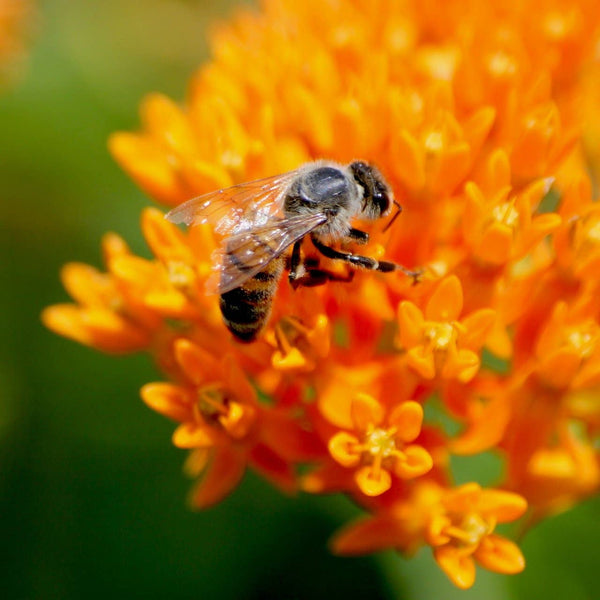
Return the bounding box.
[44,0,600,584]
[396,275,496,382]
[463,151,561,267]
[42,233,159,353]
[327,393,432,496]
[333,480,527,589]
[427,483,527,589]
[0,0,32,87]
[535,300,600,390]
[142,338,318,507]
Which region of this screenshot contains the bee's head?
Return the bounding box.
[349,161,393,219]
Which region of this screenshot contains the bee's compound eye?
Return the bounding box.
[373,182,391,215]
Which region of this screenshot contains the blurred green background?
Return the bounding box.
[1,1,599,598]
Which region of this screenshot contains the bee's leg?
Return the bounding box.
[292,265,354,288]
[347,228,369,244]
[311,236,422,282]
[289,248,354,289]
[288,240,307,289]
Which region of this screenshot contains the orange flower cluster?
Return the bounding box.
[43,0,600,589]
[0,0,32,86]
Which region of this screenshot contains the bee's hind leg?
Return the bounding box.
[288,241,354,290]
[290,264,354,289]
[311,236,422,283]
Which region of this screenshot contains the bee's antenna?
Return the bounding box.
[383,201,402,232]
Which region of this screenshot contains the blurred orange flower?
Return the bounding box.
[0,0,32,86]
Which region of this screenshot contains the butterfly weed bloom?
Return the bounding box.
[43,0,600,589]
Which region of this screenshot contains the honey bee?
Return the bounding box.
[166,160,418,342]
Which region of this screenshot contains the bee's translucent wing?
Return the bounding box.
[207,213,327,294]
[165,171,299,235]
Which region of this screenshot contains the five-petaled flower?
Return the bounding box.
[396,276,496,382]
[427,483,527,589]
[328,393,432,496]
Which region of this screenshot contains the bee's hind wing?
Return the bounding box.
[206,213,327,295]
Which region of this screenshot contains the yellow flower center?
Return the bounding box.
[365,427,397,457]
[424,130,444,153]
[585,220,600,242]
[567,327,595,358]
[460,512,492,545]
[167,261,196,288]
[197,385,228,418]
[492,202,519,228]
[488,51,516,77]
[425,322,456,350]
[543,12,568,39]
[445,512,494,547]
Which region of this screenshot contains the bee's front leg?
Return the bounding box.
[311,236,422,282]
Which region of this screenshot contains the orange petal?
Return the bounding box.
[219,401,256,439]
[426,514,452,546]
[434,546,477,589]
[397,301,425,348]
[478,489,528,522]
[301,463,355,494]
[101,232,130,264]
[444,348,480,382]
[475,222,513,265]
[351,393,384,430]
[450,396,511,455]
[573,359,600,389]
[407,346,436,379]
[60,263,111,306]
[141,92,198,157]
[108,132,187,206]
[426,276,463,322]
[530,213,562,238]
[389,401,423,442]
[174,338,220,384]
[474,534,525,574]
[390,129,425,191]
[331,515,405,555]
[355,465,392,496]
[260,409,325,462]
[41,305,151,353]
[223,354,256,405]
[432,142,471,196]
[179,157,234,193]
[140,382,191,422]
[443,482,482,512]
[188,446,246,509]
[463,107,496,157]
[272,346,308,371]
[183,448,210,477]
[328,432,361,467]
[141,207,193,263]
[172,422,217,449]
[249,443,297,493]
[395,445,433,478]
[485,149,511,192]
[460,309,496,350]
[536,349,581,389]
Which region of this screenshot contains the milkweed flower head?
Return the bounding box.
[43,0,600,589]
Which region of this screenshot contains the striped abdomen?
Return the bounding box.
[219,258,284,342]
